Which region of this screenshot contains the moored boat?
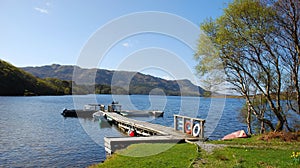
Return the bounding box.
[91,101,164,119]
[120,110,164,117]
[61,104,104,118]
[108,101,164,117]
[92,111,105,120]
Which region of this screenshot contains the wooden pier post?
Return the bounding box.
[174,115,177,131]
[200,120,205,139]
[182,117,185,133]
[190,118,194,136]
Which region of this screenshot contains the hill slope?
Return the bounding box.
[22,64,205,96]
[0,60,71,96]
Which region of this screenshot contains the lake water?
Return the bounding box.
[0,95,246,167]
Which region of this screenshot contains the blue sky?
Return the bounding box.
[0,0,229,81]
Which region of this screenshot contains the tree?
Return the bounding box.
[195,0,300,132]
[271,0,300,115]
[272,0,300,131]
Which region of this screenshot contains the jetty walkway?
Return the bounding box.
[102,111,205,154]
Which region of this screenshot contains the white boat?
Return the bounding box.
[109,101,164,118]
[92,111,105,120]
[93,101,164,124]
[92,110,113,122]
[120,110,164,117]
[62,104,104,118]
[222,130,248,140]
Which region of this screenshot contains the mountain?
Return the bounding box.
[22,64,206,96]
[0,60,72,96]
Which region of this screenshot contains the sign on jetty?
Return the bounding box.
[102,112,205,154]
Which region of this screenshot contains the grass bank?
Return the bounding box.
[90,143,198,168]
[91,133,300,168]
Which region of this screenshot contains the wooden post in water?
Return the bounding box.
[200,120,205,139]
[182,116,185,133]
[190,118,194,136]
[174,115,177,131]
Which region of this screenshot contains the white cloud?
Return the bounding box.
[34,7,49,14]
[161,75,174,80]
[122,42,130,47]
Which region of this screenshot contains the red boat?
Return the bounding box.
[222,130,248,140]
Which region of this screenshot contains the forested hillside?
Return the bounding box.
[0,60,71,96]
[23,64,206,96]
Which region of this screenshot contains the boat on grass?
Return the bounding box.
[222,130,248,140]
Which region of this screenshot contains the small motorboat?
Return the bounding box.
[92,111,105,120]
[120,110,164,117]
[91,101,163,124]
[61,104,105,118]
[92,110,113,122]
[92,111,112,128]
[222,130,248,140]
[108,101,164,118]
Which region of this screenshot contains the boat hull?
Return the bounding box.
[222,130,248,140]
[120,110,164,117]
[61,109,97,118]
[92,111,105,120]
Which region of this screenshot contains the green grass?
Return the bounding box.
[116,143,175,157]
[91,143,199,168]
[195,147,298,168]
[91,136,300,168]
[210,134,299,150]
[195,135,300,168]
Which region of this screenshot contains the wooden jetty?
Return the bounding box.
[102,111,205,154]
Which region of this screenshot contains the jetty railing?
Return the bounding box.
[174,114,205,139]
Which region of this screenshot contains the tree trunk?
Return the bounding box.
[260,121,265,134]
[260,111,265,134]
[275,120,284,132]
[246,104,252,135]
[293,72,300,114]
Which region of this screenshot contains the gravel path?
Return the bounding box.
[195,142,226,153]
[186,140,227,167]
[186,140,226,153]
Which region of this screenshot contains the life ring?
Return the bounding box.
[184,121,192,134]
[128,129,135,137]
[192,123,201,137]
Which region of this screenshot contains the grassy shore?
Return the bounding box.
[90,133,300,168]
[195,134,300,168]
